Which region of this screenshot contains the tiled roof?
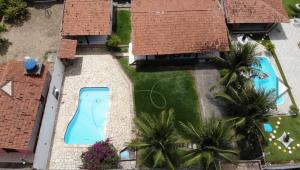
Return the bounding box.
[58,39,77,59]
[62,0,111,36]
[225,0,289,23]
[0,60,48,150]
[131,0,229,56]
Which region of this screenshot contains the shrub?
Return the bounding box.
[290,104,299,116]
[0,23,7,33]
[106,34,121,51]
[81,139,120,170]
[0,0,28,22]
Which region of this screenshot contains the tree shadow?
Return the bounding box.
[0,38,12,55]
[28,1,64,10]
[4,12,31,28]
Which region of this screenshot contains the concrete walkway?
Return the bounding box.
[194,63,224,119]
[269,21,300,107]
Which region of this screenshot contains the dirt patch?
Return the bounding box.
[0,3,63,63]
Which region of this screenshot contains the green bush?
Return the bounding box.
[290,104,299,116]
[0,0,28,22]
[0,23,7,33]
[106,34,121,51]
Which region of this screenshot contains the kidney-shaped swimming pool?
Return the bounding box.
[64,87,109,144]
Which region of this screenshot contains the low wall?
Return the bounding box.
[33,58,65,170]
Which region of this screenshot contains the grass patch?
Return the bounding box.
[264,116,300,163]
[118,58,201,126]
[282,0,300,18]
[115,10,131,44]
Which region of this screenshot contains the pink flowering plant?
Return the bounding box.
[81,139,120,170]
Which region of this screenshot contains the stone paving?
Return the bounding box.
[194,62,224,119]
[49,54,135,169]
[270,21,300,107]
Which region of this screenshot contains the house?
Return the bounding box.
[62,0,113,45]
[224,0,289,33]
[0,60,50,163]
[129,0,229,64]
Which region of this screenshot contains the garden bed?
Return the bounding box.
[115,10,131,44]
[118,58,201,126]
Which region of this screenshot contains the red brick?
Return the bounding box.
[62,0,112,36]
[0,60,49,150]
[58,39,77,59]
[131,0,229,56]
[225,0,289,23]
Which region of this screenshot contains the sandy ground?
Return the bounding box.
[0,3,63,63]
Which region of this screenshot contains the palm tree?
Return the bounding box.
[214,83,276,138]
[128,109,182,170]
[211,42,259,90]
[180,117,238,170]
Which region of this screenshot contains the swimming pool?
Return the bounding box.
[64,87,110,144]
[252,56,284,105]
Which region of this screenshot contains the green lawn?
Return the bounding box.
[115,10,131,44]
[282,0,300,17]
[263,116,300,163]
[118,58,201,126]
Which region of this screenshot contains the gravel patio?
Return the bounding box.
[49,53,135,169]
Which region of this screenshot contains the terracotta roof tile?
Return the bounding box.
[0,60,49,150]
[225,0,289,23]
[58,39,77,59]
[62,0,112,36]
[131,0,229,56]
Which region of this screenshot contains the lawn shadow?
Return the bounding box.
[0,38,12,55]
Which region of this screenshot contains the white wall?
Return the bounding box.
[33,58,65,170]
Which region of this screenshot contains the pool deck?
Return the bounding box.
[250,39,292,115]
[232,35,292,115]
[49,52,135,169]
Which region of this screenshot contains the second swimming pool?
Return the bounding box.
[252,56,284,105]
[64,87,110,144]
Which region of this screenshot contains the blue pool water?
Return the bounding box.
[252,56,284,105]
[64,87,109,144]
[263,123,273,133]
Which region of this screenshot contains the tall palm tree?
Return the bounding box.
[180,117,238,170]
[128,109,182,170]
[214,83,276,138]
[211,42,259,90]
